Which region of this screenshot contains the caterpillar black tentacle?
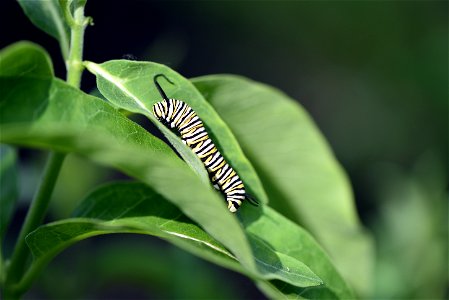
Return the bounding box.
[152,74,258,212]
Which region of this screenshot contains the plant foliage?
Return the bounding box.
[0,1,373,299]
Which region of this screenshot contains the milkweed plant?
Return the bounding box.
[0,1,374,299]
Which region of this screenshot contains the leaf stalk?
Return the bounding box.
[4,153,65,294]
[65,1,89,87]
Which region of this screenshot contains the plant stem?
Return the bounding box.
[4,152,65,287]
[66,2,88,87]
[3,1,89,298]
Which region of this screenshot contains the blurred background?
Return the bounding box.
[1,0,447,299]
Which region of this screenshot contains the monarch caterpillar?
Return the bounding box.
[152,74,257,212]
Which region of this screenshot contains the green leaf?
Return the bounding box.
[0,42,54,124]
[0,41,53,77]
[0,47,259,281]
[25,182,243,278]
[0,75,258,274]
[0,145,19,240]
[17,0,70,59]
[84,60,268,205]
[26,182,334,296]
[1,48,351,297]
[241,204,354,299]
[0,77,326,294]
[192,75,373,295]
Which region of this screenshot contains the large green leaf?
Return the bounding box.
[25,182,245,282]
[17,0,70,59]
[0,78,327,294]
[1,44,352,297]
[0,41,52,242]
[0,75,256,273]
[84,60,268,205]
[0,42,257,278]
[240,205,353,299]
[0,80,352,298]
[0,42,54,125]
[193,75,373,295]
[0,41,53,78]
[26,180,353,298]
[0,74,332,296]
[0,145,19,240]
[25,182,325,293]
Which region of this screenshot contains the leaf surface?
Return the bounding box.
[85,60,268,205]
[17,0,70,59]
[26,182,324,291]
[0,76,257,274]
[1,44,352,298]
[0,77,333,297]
[240,204,354,299]
[0,41,53,78]
[193,75,373,295]
[0,41,52,241]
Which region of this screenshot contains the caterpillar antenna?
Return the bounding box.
[154,74,174,100]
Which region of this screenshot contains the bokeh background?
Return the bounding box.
[1,0,447,299]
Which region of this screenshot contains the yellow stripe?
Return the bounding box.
[172,101,181,116]
[198,147,217,158]
[187,134,208,147]
[185,124,203,135]
[227,183,244,192]
[179,112,197,129]
[204,154,215,164]
[175,106,190,125]
[209,160,226,172]
[220,170,235,184]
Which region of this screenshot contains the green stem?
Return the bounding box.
[3,1,89,298]
[4,153,65,288]
[66,2,88,87]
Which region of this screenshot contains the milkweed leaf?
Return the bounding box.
[193,75,374,295]
[85,60,268,206]
[17,0,70,59]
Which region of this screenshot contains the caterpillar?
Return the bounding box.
[151,74,257,212]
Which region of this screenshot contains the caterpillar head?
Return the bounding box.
[152,101,168,121]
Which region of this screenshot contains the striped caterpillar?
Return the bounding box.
[151,74,257,212]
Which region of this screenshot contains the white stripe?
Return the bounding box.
[168,99,174,119]
[215,164,229,181]
[172,102,187,126]
[163,231,236,260]
[181,117,201,132]
[196,143,214,156]
[227,190,245,198]
[222,176,240,190]
[179,112,196,132]
[195,139,212,152]
[206,152,222,168]
[226,185,245,195]
[219,167,233,184]
[183,127,205,138]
